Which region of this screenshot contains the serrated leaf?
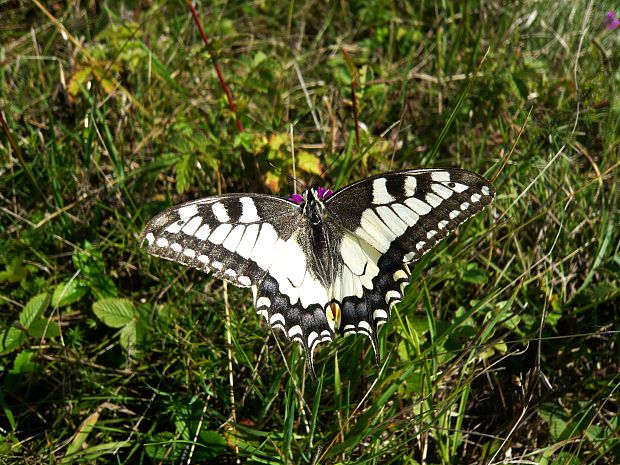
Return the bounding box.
[175,155,192,194]
[0,326,26,355]
[93,298,135,328]
[19,293,50,329]
[10,350,37,375]
[52,280,88,307]
[28,319,61,339]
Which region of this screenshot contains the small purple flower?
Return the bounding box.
[316,186,334,200]
[288,193,304,204]
[288,186,334,204]
[605,11,620,30]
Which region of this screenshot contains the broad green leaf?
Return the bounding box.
[539,403,569,440]
[511,74,529,100]
[52,280,88,307]
[10,350,37,374]
[119,322,136,353]
[28,319,61,339]
[252,51,268,67]
[196,430,227,460]
[93,298,135,328]
[0,326,26,355]
[19,293,50,329]
[74,243,118,299]
[0,256,28,284]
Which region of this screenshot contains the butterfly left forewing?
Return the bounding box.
[140,194,302,288]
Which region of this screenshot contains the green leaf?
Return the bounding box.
[10,350,37,375]
[539,403,569,440]
[296,151,323,175]
[52,280,88,307]
[196,430,227,460]
[119,322,137,352]
[63,409,101,460]
[511,74,529,100]
[27,319,61,339]
[19,293,50,329]
[252,51,268,67]
[93,298,136,328]
[0,256,28,284]
[73,242,118,299]
[67,67,93,97]
[549,451,580,465]
[461,263,488,285]
[145,432,182,461]
[0,389,16,431]
[175,154,192,194]
[0,326,26,355]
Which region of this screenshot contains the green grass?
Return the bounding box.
[1,1,619,463]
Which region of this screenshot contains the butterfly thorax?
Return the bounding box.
[297,188,338,286]
[300,188,326,225]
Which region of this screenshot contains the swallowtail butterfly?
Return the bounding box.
[141,168,495,378]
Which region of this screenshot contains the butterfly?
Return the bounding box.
[141,168,495,378]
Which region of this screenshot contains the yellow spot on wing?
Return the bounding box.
[326,302,341,331]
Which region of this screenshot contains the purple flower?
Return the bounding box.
[316,186,334,200]
[288,186,334,204]
[288,193,304,204]
[605,11,620,30]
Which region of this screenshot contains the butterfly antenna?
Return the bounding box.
[263,159,305,193]
[290,123,297,195]
[308,148,346,189]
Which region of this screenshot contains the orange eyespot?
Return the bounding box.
[326,302,341,331]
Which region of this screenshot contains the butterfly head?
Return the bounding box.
[288,186,333,205]
[288,186,334,225]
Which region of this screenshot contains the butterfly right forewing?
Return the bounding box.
[325,168,495,350]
